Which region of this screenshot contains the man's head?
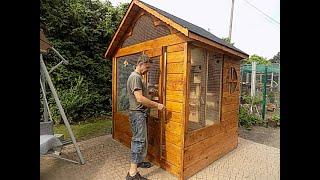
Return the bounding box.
[136,54,152,75]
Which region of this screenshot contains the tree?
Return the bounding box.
[222,37,234,46]
[40,0,129,122]
[243,54,270,65]
[269,52,280,64]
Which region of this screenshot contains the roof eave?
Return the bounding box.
[188,32,249,59]
[104,0,189,59]
[104,0,136,59]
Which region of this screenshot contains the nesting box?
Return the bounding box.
[104,0,249,179]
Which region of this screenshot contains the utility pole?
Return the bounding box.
[228,0,235,41]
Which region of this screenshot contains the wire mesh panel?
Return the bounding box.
[206,52,223,125]
[188,47,206,131]
[188,46,223,131]
[122,15,171,47]
[239,63,280,122]
[116,53,142,114]
[240,63,280,97]
[147,56,161,118]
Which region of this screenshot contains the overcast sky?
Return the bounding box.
[100,0,280,59]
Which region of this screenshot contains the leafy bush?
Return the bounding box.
[40,0,129,123]
[267,92,276,103]
[49,76,100,124]
[243,54,271,65]
[272,114,280,126]
[241,95,262,105]
[239,106,263,130]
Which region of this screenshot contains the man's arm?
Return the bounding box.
[134,90,164,110]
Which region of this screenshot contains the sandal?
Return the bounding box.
[126,172,148,180]
[137,161,153,168]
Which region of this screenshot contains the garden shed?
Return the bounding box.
[104,0,249,179]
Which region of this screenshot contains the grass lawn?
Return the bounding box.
[54,116,112,142]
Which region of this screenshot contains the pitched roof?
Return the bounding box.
[140,0,247,56]
[105,0,249,58]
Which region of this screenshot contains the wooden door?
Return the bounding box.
[145,48,163,165]
[113,47,164,165]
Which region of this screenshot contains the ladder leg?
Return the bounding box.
[40,54,85,164]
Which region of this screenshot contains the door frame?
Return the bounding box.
[113,46,165,165]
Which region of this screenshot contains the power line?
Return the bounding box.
[241,0,280,26]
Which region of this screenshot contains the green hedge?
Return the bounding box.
[40,0,129,123]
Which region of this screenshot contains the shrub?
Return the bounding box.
[239,106,263,130]
[40,0,129,122]
[48,76,102,124]
[272,114,280,126]
[241,94,262,105]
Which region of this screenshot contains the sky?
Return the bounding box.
[100,0,280,59]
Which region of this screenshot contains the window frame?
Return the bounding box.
[186,44,224,133]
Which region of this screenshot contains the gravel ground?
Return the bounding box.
[238,125,280,149]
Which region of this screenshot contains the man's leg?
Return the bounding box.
[141,113,148,161]
[136,113,153,168]
[128,111,147,176]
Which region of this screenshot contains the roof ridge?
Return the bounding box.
[138,0,248,55]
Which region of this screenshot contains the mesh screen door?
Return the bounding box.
[116,53,142,114]
[116,53,160,116]
[188,46,223,131]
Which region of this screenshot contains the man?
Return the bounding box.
[126,54,165,180]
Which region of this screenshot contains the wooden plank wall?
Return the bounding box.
[183,55,241,179]
[113,113,132,148]
[112,5,189,151]
[161,42,186,177]
[112,33,189,178]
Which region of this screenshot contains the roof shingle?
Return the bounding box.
[140,0,248,56]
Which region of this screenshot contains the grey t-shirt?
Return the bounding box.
[127,71,148,112]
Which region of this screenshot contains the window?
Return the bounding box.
[116,53,142,114]
[188,46,223,131]
[227,67,238,93]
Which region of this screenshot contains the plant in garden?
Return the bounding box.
[239,106,262,130]
[272,114,280,126]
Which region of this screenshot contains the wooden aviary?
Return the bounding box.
[104,1,249,179]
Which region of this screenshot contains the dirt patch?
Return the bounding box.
[238,125,280,149]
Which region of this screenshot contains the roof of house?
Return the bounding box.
[105,0,249,58]
[140,0,248,56]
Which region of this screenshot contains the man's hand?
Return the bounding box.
[134,90,165,109]
[157,103,165,111]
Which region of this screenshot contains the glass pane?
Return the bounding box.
[116,53,142,114]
